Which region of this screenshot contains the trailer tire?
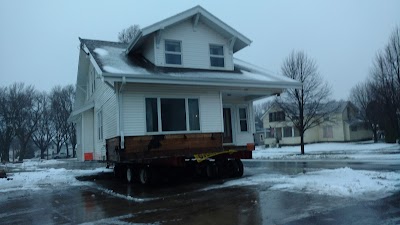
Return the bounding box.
[235,159,244,177]
[126,167,134,183]
[139,167,152,185]
[206,162,218,179]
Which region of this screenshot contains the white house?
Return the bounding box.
[69,5,301,161]
[261,101,373,147]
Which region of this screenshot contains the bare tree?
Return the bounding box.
[9,83,40,160]
[50,85,75,157]
[276,51,335,154]
[349,81,379,142]
[0,87,14,162]
[31,92,54,159]
[118,24,140,44]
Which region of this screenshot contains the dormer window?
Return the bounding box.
[165,40,182,65]
[210,44,224,67]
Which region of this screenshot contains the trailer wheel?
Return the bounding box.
[114,164,124,179]
[139,167,152,185]
[235,159,244,177]
[126,167,134,183]
[206,162,218,179]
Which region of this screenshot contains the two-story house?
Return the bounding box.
[69,5,302,162]
[261,101,372,147]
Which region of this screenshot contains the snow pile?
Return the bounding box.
[253,142,400,160]
[0,167,111,192]
[270,167,400,199]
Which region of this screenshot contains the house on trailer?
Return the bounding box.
[261,101,372,147]
[69,5,301,162]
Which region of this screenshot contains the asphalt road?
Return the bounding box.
[0,160,399,225]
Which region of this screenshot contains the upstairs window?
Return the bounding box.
[165,40,182,65]
[269,111,285,122]
[209,44,224,67]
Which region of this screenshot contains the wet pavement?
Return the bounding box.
[0,160,399,225]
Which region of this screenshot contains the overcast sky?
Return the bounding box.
[1,0,399,100]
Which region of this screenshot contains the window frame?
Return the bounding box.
[283,126,293,137]
[323,125,333,138]
[165,40,182,65]
[144,96,201,134]
[238,107,248,132]
[209,44,225,68]
[97,110,103,141]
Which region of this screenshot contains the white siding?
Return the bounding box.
[121,84,223,136]
[153,20,234,70]
[91,70,118,160]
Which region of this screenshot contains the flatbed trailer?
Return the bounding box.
[106,132,254,184]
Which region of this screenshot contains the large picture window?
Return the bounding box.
[145,97,200,133]
[209,44,224,67]
[283,127,292,137]
[165,40,182,65]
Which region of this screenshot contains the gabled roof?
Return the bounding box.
[126,5,252,54]
[80,38,302,90]
[260,101,353,120]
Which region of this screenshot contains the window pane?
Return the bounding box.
[283,127,292,137]
[165,53,182,65]
[240,120,248,132]
[188,99,200,131]
[165,41,181,52]
[146,98,158,132]
[161,98,186,131]
[210,57,224,67]
[210,45,223,55]
[239,108,247,119]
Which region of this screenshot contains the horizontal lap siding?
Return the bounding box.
[94,77,118,160]
[153,20,233,70]
[122,84,222,136]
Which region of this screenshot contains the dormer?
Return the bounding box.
[125,5,252,71]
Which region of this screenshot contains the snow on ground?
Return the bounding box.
[253,142,400,160]
[204,167,400,200]
[0,160,111,192]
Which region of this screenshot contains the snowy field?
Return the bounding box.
[253,141,400,160]
[0,159,111,193]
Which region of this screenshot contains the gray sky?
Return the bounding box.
[1,0,399,100]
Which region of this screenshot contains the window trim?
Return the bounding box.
[165,40,182,65]
[209,44,225,68]
[238,107,249,132]
[144,96,201,134]
[97,110,103,141]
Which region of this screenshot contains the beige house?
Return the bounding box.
[261,101,372,147]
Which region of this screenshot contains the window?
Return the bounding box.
[209,44,224,67]
[188,99,200,131]
[145,97,200,132]
[283,127,293,137]
[266,128,275,138]
[294,128,300,137]
[239,108,248,132]
[350,125,358,132]
[146,98,158,132]
[323,126,333,138]
[165,40,182,65]
[269,111,285,122]
[161,98,186,131]
[97,110,103,140]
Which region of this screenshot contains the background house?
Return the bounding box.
[261,101,372,147]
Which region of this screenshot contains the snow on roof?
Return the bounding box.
[81,39,301,89]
